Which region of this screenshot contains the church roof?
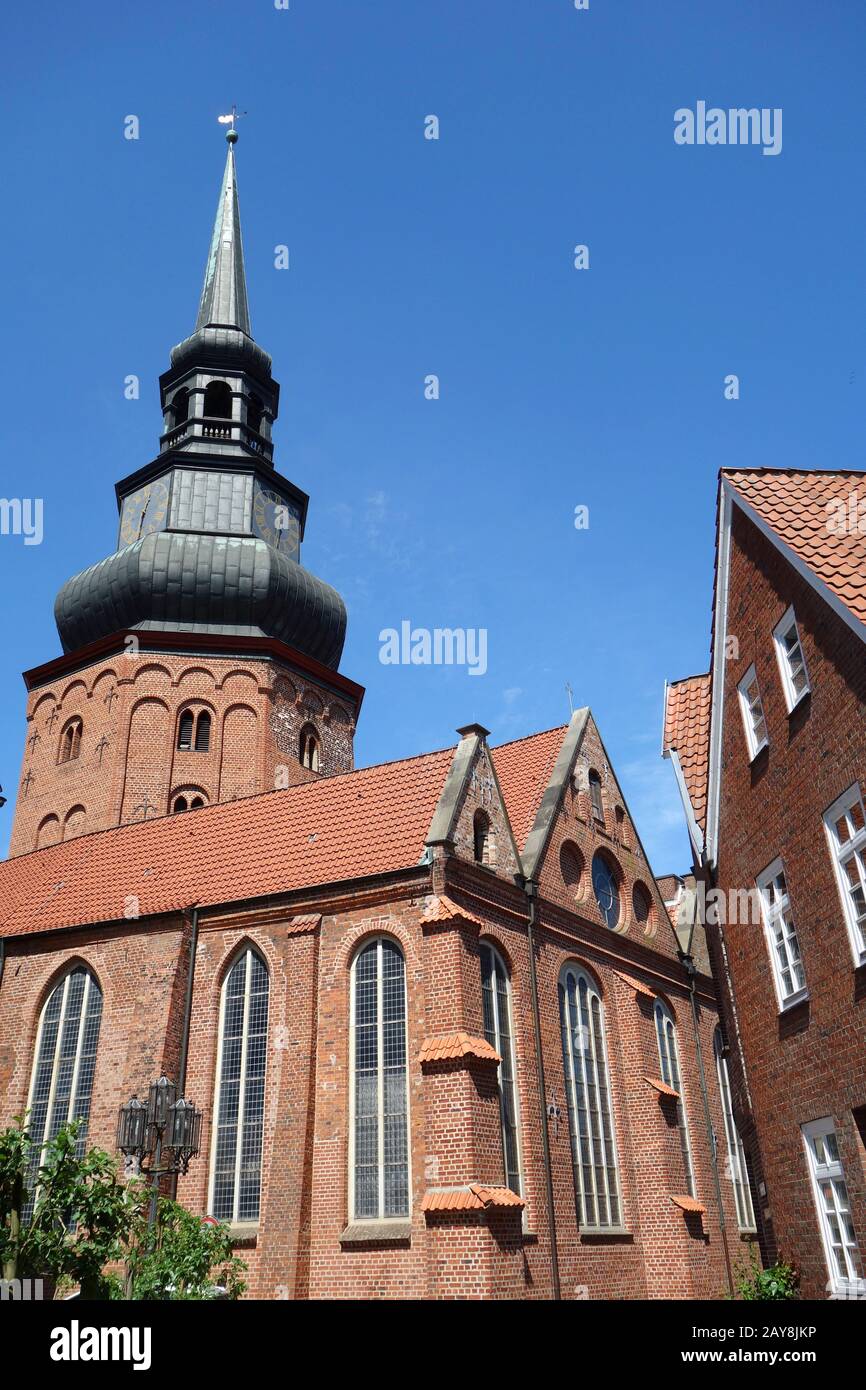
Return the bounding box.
[0,725,583,938]
[196,135,251,335]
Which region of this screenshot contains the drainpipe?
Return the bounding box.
[0,937,5,992]
[681,950,735,1297]
[176,907,199,1096]
[171,907,199,1201]
[524,879,561,1300]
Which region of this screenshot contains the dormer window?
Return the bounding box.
[737,665,768,759]
[299,724,320,772]
[203,380,232,419]
[58,717,83,764]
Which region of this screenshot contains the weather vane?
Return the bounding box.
[217,105,247,142]
[565,681,574,715]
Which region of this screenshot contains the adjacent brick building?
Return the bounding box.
[0,130,754,1300]
[664,467,866,1300]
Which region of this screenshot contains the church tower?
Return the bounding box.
[10,126,363,856]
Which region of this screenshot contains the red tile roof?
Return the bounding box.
[421,895,486,929]
[0,747,455,937]
[614,971,656,1000]
[725,468,866,626]
[670,1194,707,1215]
[494,725,567,848]
[420,1185,524,1213]
[645,1075,679,1099]
[663,674,710,832]
[418,1032,500,1065]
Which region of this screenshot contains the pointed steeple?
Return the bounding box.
[195,128,251,336]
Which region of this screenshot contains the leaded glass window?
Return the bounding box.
[210,948,269,1223]
[558,965,621,1229]
[351,937,409,1221]
[480,942,521,1194]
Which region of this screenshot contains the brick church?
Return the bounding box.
[1,129,765,1300]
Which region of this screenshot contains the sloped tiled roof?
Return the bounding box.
[418,1032,500,1065]
[725,468,866,627]
[420,1185,525,1213]
[493,725,567,849]
[0,747,455,937]
[663,674,711,832]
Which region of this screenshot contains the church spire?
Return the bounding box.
[195,126,251,336]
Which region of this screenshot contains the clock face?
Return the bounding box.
[119,478,170,547]
[253,486,299,557]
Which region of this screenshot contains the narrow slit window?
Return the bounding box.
[713,1028,756,1232]
[654,1000,696,1198]
[350,937,409,1222]
[210,949,270,1223]
[480,943,521,1195]
[737,665,768,759]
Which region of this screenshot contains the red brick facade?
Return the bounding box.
[707,501,866,1299]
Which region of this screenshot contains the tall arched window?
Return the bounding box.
[194,712,211,753]
[480,943,521,1194]
[713,1028,756,1231]
[203,380,232,419]
[299,724,320,772]
[26,967,103,1212]
[350,937,409,1222]
[558,964,621,1229]
[58,717,83,764]
[473,809,495,866]
[655,1000,696,1198]
[177,711,194,751]
[210,948,270,1223]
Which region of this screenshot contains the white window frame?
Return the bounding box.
[802,1117,865,1297]
[25,967,103,1205]
[772,605,810,712]
[736,664,768,760]
[480,942,523,1197]
[348,936,411,1224]
[756,857,808,1010]
[823,783,866,968]
[559,964,623,1231]
[208,947,270,1225]
[654,1000,696,1199]
[712,1029,756,1233]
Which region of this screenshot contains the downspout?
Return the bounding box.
[171,906,199,1200]
[680,949,735,1297]
[524,879,561,1300]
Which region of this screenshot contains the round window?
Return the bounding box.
[591,852,620,930]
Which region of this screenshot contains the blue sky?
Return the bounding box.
[1,0,865,871]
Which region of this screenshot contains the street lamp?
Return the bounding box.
[117,1075,203,1233]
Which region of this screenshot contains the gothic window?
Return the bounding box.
[299,724,320,772]
[558,964,621,1229]
[173,796,188,814]
[560,841,584,899]
[191,796,205,809]
[210,948,270,1223]
[58,717,83,764]
[172,790,207,814]
[632,882,653,933]
[350,937,409,1222]
[713,1028,757,1232]
[177,711,194,751]
[473,809,495,866]
[195,712,211,753]
[25,967,103,1215]
[589,769,604,820]
[171,387,190,426]
[203,380,232,419]
[655,1000,696,1198]
[480,942,522,1195]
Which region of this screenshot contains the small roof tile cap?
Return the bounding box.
[418,1031,501,1064]
[614,971,656,1000]
[670,1194,706,1214]
[645,1075,679,1099]
[422,894,486,929]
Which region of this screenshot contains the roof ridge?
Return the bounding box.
[492,722,569,752]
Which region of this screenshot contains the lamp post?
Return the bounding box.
[116,1076,203,1236]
